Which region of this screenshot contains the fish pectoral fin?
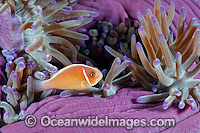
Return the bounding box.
[60,90,77,98]
[81,81,91,88]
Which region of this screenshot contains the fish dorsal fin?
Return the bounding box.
[82,68,91,85]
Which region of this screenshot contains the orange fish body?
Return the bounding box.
[34,64,103,91]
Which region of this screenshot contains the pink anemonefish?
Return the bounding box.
[33,64,103,92]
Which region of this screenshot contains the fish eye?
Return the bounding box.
[90,72,96,77]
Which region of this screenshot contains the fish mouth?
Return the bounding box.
[82,68,91,85]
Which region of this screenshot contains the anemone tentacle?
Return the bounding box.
[105,0,200,111]
[0,0,98,124]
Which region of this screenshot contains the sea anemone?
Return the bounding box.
[105,0,200,111]
[77,19,141,97]
[80,19,140,70]
[0,0,99,124]
[76,19,141,97]
[100,57,131,98]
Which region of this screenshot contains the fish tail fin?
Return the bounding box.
[32,79,45,92]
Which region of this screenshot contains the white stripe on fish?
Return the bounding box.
[82,68,91,85]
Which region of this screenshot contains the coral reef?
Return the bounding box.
[0,0,100,124]
[105,0,200,111]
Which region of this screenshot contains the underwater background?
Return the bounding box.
[0,0,200,132]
